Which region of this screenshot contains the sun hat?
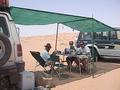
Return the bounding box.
[80,41,85,45]
[44,43,52,48]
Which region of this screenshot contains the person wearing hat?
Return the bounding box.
[40,43,59,72]
[40,43,52,62]
[76,41,91,71]
[79,41,90,55]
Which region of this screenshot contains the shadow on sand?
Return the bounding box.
[34,61,120,87]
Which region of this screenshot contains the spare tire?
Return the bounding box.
[0,33,12,66]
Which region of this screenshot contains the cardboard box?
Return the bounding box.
[34,71,55,88]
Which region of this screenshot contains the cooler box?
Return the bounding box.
[18,71,35,90]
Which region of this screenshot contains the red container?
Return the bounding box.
[0,0,9,7]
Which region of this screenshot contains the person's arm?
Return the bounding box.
[85,46,91,56]
[76,48,82,55]
[51,50,60,55]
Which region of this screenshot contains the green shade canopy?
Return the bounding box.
[10,6,115,32]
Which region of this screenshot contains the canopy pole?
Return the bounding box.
[55,23,59,50]
[91,14,96,78]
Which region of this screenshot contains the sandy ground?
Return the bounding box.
[21,32,120,90]
[53,70,120,90]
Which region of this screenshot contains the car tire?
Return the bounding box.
[0,33,12,66]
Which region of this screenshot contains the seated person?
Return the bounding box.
[65,41,79,69]
[76,41,91,70]
[40,43,59,71]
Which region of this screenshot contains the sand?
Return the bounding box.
[52,68,120,90]
[20,32,120,90]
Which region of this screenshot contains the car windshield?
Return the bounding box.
[80,31,118,40]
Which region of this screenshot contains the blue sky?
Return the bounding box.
[10,0,120,37]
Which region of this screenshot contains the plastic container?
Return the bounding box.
[18,71,35,90]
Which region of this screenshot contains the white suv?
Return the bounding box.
[0,8,25,89]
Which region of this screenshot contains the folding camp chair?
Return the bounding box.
[30,51,47,71]
[30,51,67,79]
[75,53,93,75]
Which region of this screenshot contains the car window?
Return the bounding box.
[110,31,117,39]
[0,27,3,33]
[0,16,9,36]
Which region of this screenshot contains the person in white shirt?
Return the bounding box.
[76,41,91,71]
[78,42,90,55]
[40,43,59,71]
[40,43,52,62]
